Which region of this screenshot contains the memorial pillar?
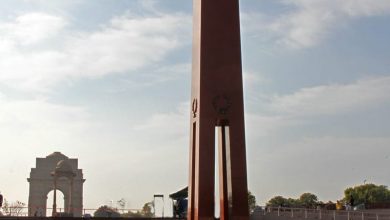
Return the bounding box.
[188,0,249,220]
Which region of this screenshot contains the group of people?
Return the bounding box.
[173,198,188,218]
[336,195,355,210]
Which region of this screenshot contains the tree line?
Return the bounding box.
[266,183,390,209]
[94,202,153,218]
[95,192,258,217]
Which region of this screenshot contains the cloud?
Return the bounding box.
[266,76,390,116]
[133,102,189,141]
[243,71,269,88]
[246,114,299,139]
[268,0,390,48]
[0,12,67,46]
[65,13,190,76]
[243,75,390,149]
[0,92,90,149]
[113,63,191,91]
[0,11,191,92]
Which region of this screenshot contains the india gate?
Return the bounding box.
[27,152,85,217]
[188,0,249,220]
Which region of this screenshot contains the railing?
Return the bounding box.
[0,206,142,217]
[255,207,390,220]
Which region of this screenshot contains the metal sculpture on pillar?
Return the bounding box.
[188,0,249,220]
[51,159,76,217]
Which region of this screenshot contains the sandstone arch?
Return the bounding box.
[27,152,85,217]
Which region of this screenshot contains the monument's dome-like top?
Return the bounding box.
[46,152,68,160]
[55,160,74,173]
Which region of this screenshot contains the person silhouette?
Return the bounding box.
[349,195,355,209]
[0,191,3,208]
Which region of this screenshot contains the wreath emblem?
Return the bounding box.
[192,98,198,118]
[212,95,231,115]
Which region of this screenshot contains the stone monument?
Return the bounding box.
[27,152,85,217]
[188,0,249,220]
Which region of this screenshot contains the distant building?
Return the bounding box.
[27,152,85,217]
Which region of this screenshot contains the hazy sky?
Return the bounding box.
[1,0,390,214]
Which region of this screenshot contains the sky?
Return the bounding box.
[1,0,390,215]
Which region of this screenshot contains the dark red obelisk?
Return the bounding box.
[188,0,249,220]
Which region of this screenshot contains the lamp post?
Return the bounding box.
[51,173,58,216]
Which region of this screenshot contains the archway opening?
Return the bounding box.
[46,189,65,216]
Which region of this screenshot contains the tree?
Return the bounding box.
[267,196,286,207]
[298,193,318,208]
[287,198,300,207]
[267,193,319,208]
[117,198,126,211]
[248,191,257,213]
[94,205,120,218]
[121,201,154,218]
[141,202,153,217]
[1,199,26,216]
[344,184,390,205]
[267,196,297,207]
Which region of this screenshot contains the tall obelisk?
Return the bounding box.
[188,0,249,220]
